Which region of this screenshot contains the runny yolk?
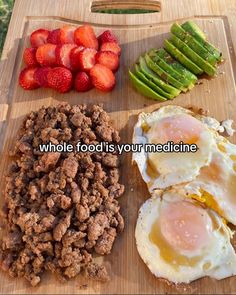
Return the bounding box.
[147,114,203,145]
[149,201,211,269]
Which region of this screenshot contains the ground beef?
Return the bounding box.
[0,104,125,286]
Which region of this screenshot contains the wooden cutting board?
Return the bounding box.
[0,0,236,294]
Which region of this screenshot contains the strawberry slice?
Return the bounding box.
[36,44,57,67]
[74,72,93,92]
[19,67,40,90]
[23,47,38,66]
[47,67,72,93]
[30,29,50,48]
[77,48,97,72]
[56,44,77,70]
[95,51,119,72]
[98,30,118,45]
[100,42,121,56]
[59,25,76,44]
[70,46,84,71]
[74,25,98,50]
[47,29,60,44]
[90,64,115,92]
[34,67,51,87]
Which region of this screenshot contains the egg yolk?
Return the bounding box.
[147,114,203,145]
[159,201,211,252]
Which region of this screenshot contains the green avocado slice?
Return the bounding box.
[170,34,216,76]
[171,23,217,66]
[164,40,203,75]
[144,54,186,91]
[148,48,192,90]
[156,48,197,85]
[139,56,180,97]
[134,64,173,99]
[182,21,222,62]
[129,70,167,101]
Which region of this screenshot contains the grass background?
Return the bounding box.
[0,1,155,57]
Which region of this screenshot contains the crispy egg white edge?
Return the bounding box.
[135,193,236,284]
[132,106,216,191]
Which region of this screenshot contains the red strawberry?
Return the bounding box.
[36,44,57,67]
[30,29,50,47]
[100,42,121,56]
[70,46,84,71]
[98,30,118,45]
[90,64,115,92]
[56,44,77,70]
[95,51,119,72]
[59,25,76,44]
[23,47,38,66]
[77,48,97,72]
[19,67,40,90]
[74,25,98,50]
[47,67,72,93]
[74,72,93,92]
[47,29,60,44]
[34,67,51,87]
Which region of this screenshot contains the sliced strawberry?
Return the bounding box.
[47,29,60,44]
[23,47,38,66]
[70,46,84,71]
[56,44,77,70]
[36,44,57,67]
[100,42,121,56]
[95,51,119,72]
[74,72,93,92]
[30,29,50,47]
[34,67,51,87]
[98,30,118,45]
[59,25,76,44]
[19,67,40,90]
[77,48,97,72]
[90,64,115,92]
[47,67,72,93]
[74,25,98,50]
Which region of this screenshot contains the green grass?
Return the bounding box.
[0,0,14,56]
[96,9,157,14]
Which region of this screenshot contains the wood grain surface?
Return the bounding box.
[0,0,236,294]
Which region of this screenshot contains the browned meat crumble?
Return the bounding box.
[0,103,125,286]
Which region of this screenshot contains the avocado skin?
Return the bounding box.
[182,21,222,62]
[129,70,167,101]
[169,35,216,76]
[144,54,186,91]
[139,56,180,97]
[148,48,193,90]
[164,40,203,75]
[156,48,197,85]
[134,64,174,99]
[171,23,217,66]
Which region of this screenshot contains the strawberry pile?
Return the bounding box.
[19,25,121,93]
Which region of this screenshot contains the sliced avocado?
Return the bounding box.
[148,48,192,90]
[139,56,180,97]
[182,21,222,62]
[144,54,186,91]
[156,48,197,85]
[134,64,173,99]
[164,40,203,75]
[171,23,217,66]
[129,70,167,102]
[170,34,216,76]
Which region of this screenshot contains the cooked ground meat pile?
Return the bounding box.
[0,104,125,286]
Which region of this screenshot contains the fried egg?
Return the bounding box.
[183,132,236,225]
[133,106,215,191]
[135,189,236,284]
